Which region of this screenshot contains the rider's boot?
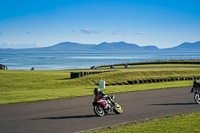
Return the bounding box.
[191,88,194,93]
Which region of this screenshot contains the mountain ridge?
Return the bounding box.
[163,41,200,51]
[0,41,199,53]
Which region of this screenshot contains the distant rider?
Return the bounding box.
[191,80,200,93]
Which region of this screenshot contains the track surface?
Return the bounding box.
[0,87,200,133]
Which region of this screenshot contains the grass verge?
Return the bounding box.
[0,68,197,104]
[0,79,192,104]
[85,110,200,133]
[98,64,200,69]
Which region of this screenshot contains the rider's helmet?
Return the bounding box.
[94,88,100,96]
[193,80,198,87]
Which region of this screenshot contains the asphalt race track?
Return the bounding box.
[0,87,200,133]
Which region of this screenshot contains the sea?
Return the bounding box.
[0,52,200,70]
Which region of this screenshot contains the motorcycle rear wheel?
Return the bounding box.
[93,106,105,117]
[194,93,200,104]
[113,103,123,114]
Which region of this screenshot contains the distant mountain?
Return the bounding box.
[42,42,95,52]
[92,41,159,52]
[163,41,200,52]
[0,41,199,53]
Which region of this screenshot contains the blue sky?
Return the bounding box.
[0,0,200,48]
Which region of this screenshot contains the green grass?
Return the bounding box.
[97,59,200,69]
[79,69,200,85]
[0,68,196,104]
[103,81,192,94]
[130,64,200,67]
[98,64,200,69]
[85,110,200,133]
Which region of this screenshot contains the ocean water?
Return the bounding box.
[0,52,200,70]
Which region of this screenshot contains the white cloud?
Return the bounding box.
[80,29,100,34]
[132,32,148,35]
[112,30,123,35]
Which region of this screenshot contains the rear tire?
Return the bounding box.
[194,93,200,104]
[113,103,123,114]
[93,106,105,117]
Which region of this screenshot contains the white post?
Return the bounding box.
[99,80,105,89]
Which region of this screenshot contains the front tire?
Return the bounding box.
[93,106,105,117]
[194,93,200,104]
[113,103,123,114]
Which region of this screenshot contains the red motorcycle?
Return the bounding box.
[92,95,123,117]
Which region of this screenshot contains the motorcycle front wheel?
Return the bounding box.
[194,93,200,104]
[113,103,123,114]
[93,106,105,117]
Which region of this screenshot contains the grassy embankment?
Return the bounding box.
[0,64,200,104]
[97,59,200,69]
[98,64,200,69]
[86,110,200,133]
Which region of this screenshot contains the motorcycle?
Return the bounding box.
[92,95,123,117]
[193,87,200,104]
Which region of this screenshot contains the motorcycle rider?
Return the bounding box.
[94,88,110,110]
[191,80,200,93]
